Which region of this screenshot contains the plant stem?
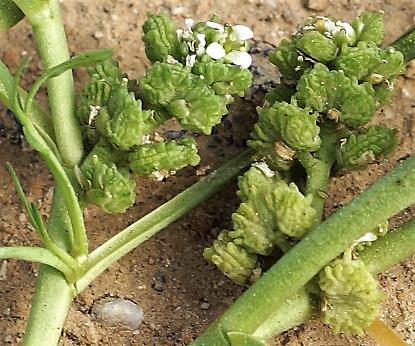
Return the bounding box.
[22,149,252,344]
[21,123,89,257]
[246,217,415,341]
[0,246,76,281]
[6,26,89,259]
[9,2,84,342]
[23,190,76,346]
[24,49,113,116]
[0,58,54,141]
[391,25,415,63]
[192,156,415,344]
[297,125,338,223]
[359,218,415,275]
[251,287,316,339]
[13,0,83,167]
[76,149,254,292]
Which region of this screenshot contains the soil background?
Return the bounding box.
[1,0,415,345]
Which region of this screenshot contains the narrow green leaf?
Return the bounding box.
[0,58,54,138]
[25,49,113,116]
[0,59,13,102]
[5,162,44,239]
[6,163,81,273]
[0,247,75,282]
[10,56,30,125]
[30,202,49,240]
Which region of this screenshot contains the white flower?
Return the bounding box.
[225,50,252,69]
[302,24,316,31]
[184,18,194,31]
[141,134,152,144]
[319,17,337,34]
[335,20,355,38]
[314,16,356,40]
[88,105,100,125]
[166,55,179,64]
[233,25,254,40]
[185,54,196,67]
[151,171,166,181]
[206,21,225,33]
[195,33,206,56]
[206,42,226,60]
[252,162,274,177]
[176,28,184,40]
[354,232,378,245]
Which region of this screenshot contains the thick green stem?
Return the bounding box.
[391,25,415,63]
[251,287,316,339]
[192,156,415,345]
[247,218,415,341]
[13,0,83,167]
[77,149,254,292]
[23,190,76,346]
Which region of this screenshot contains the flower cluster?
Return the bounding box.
[255,11,401,173]
[75,13,254,213]
[144,14,253,69]
[204,11,404,334]
[139,14,254,134]
[204,164,316,284]
[319,250,383,335]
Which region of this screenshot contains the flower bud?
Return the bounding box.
[128,137,201,179]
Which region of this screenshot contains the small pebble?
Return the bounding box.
[92,298,144,330]
[304,0,329,11]
[93,31,104,39]
[200,302,210,310]
[151,272,166,292]
[164,130,187,140]
[171,6,186,15]
[0,261,7,280]
[18,213,26,223]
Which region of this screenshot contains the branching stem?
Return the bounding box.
[77,149,254,292]
[192,156,415,344]
[13,0,83,167]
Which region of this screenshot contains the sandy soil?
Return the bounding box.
[1,0,415,345]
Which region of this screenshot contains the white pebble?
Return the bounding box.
[93,299,144,330]
[93,31,104,39]
[171,6,185,15]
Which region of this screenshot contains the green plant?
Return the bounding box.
[0,3,255,345]
[198,12,415,345]
[1,3,415,345]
